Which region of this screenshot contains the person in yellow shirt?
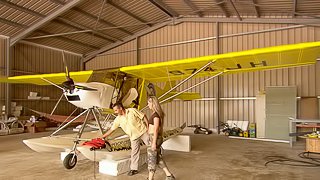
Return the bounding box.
[102,102,149,176]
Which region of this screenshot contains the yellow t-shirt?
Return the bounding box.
[111,108,147,141]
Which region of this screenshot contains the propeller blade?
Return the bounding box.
[74,84,97,91]
[61,51,70,78]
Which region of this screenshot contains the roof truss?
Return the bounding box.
[72,7,133,36]
[183,0,203,17]
[10,0,85,46]
[148,0,179,17]
[215,0,230,17]
[252,0,260,18]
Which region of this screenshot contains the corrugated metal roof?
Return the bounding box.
[0,0,319,55]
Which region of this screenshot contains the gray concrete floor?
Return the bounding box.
[1,131,320,180]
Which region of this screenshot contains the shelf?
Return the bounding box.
[11,99,68,102]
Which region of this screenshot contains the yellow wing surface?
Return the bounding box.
[0,71,93,85]
[121,41,320,82]
[1,41,320,84]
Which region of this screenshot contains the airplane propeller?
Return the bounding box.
[61,51,75,92]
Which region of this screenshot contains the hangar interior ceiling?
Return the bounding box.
[0,0,320,57]
[0,0,320,128]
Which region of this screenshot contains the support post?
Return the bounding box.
[5,37,11,117]
[215,22,221,134]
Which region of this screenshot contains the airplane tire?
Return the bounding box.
[63,153,77,169]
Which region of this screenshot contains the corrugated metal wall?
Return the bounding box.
[85,40,137,70]
[0,37,7,110]
[12,43,82,116]
[86,22,320,129]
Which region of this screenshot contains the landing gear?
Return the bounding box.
[51,107,106,170]
[63,153,77,169]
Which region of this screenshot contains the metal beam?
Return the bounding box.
[215,0,230,17]
[37,30,100,50]
[10,0,85,46]
[49,0,65,5]
[19,40,83,57]
[0,1,44,17]
[107,1,151,26]
[87,24,306,59]
[148,0,179,17]
[54,18,117,42]
[215,22,220,134]
[59,18,120,41]
[5,38,10,117]
[181,17,320,24]
[26,20,169,40]
[83,20,171,62]
[84,19,312,62]
[293,0,297,17]
[0,34,9,38]
[183,0,203,17]
[72,7,133,36]
[252,0,260,18]
[228,0,242,21]
[93,0,106,32]
[0,17,28,28]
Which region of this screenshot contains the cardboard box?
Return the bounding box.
[12,110,21,117]
[29,92,38,97]
[306,138,320,153]
[11,102,17,107]
[15,106,23,111]
[25,121,47,133]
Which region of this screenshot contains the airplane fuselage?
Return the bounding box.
[64,82,115,109]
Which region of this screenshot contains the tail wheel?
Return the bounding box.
[63,153,77,169]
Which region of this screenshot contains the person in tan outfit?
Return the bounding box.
[102,102,149,176]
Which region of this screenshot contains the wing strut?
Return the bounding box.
[41,77,65,90]
[50,93,65,115]
[141,61,222,111]
[159,71,224,104]
[158,61,215,100]
[50,109,89,136]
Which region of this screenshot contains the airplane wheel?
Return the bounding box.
[63,153,77,169]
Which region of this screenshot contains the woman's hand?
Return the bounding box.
[151,143,156,151]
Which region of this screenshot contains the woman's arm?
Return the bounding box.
[143,114,149,129]
[152,117,160,151]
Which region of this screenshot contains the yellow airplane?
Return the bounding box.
[1,41,320,169]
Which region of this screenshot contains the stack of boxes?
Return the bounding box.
[1,102,23,117]
[27,92,41,100]
[12,102,23,117]
[1,104,5,116]
[27,91,50,100]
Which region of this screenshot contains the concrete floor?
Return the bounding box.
[1,131,320,180]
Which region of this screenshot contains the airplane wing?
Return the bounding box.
[120,41,320,82]
[0,71,93,85]
[0,69,121,86]
[1,41,320,85]
[0,76,11,83]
